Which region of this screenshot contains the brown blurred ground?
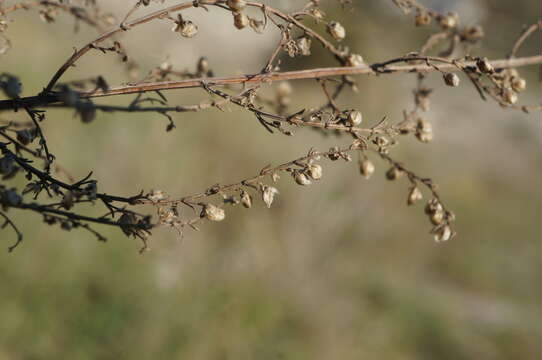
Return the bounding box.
[1,0,542,359]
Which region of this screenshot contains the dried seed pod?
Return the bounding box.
[61,191,75,210]
[443,73,460,87]
[16,129,36,145]
[407,186,423,206]
[197,57,209,74]
[308,164,323,180]
[415,118,433,143]
[359,159,375,179]
[462,25,484,42]
[233,12,249,30]
[386,167,403,181]
[296,36,312,56]
[148,190,167,202]
[415,10,431,26]
[327,21,346,41]
[346,110,363,126]
[1,74,21,98]
[240,190,252,208]
[294,171,312,186]
[310,8,325,20]
[439,12,458,29]
[434,225,452,242]
[425,198,443,215]
[502,88,518,105]
[476,57,494,74]
[511,77,526,93]
[227,0,246,11]
[346,54,364,67]
[119,213,137,236]
[1,189,22,207]
[261,185,279,208]
[204,204,226,222]
[276,82,292,98]
[78,102,96,123]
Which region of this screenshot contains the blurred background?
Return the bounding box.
[1,0,542,359]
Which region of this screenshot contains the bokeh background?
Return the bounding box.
[1,0,542,359]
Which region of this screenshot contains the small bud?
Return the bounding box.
[476,57,494,74]
[119,213,137,236]
[204,204,225,222]
[0,156,15,175]
[296,36,312,56]
[511,77,526,93]
[425,198,443,216]
[327,21,346,41]
[502,88,518,105]
[443,73,460,87]
[310,8,325,20]
[386,167,403,181]
[1,189,22,207]
[261,185,279,208]
[227,0,246,12]
[233,12,249,30]
[359,159,375,179]
[434,225,452,242]
[407,186,423,206]
[240,190,252,208]
[345,54,364,67]
[415,10,431,26]
[307,164,323,180]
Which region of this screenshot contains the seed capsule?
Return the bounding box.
[327,21,346,41]
[346,110,363,126]
[443,73,460,87]
[227,0,246,11]
[1,75,21,99]
[233,12,249,29]
[359,159,375,179]
[204,204,226,222]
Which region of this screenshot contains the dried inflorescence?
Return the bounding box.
[0,0,540,252]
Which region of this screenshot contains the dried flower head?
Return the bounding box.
[407,186,423,206]
[307,164,323,180]
[240,190,252,208]
[346,110,363,126]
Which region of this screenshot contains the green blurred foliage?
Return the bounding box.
[1,0,542,359]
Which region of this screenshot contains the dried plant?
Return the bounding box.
[0,0,541,253]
